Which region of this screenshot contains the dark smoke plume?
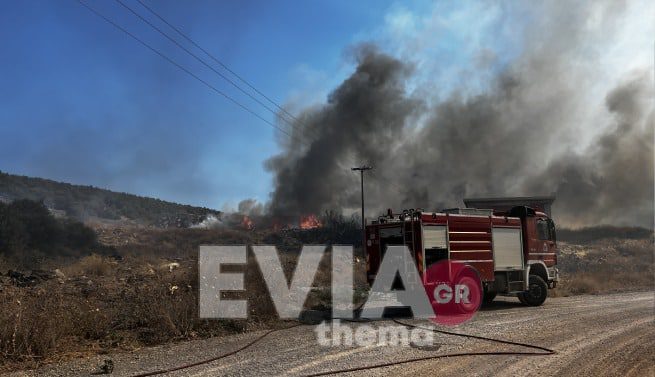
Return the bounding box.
[525,73,654,226]
[266,4,654,227]
[266,45,423,220]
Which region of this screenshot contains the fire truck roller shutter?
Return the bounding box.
[491,227,524,270]
[423,225,448,268]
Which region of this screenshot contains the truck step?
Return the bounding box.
[508,281,525,291]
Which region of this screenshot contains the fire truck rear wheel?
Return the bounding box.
[518,275,548,306]
[454,273,482,314]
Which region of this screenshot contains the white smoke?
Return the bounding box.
[191,214,223,229]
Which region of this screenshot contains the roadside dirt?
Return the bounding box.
[5,291,653,377]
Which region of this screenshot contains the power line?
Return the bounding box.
[115,0,305,138]
[135,0,302,126]
[82,0,354,149]
[78,0,406,198]
[76,0,293,140]
[128,0,328,146]
[77,1,371,166]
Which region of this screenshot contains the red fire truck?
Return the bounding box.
[365,201,559,306]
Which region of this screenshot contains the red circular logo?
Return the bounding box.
[422,260,482,325]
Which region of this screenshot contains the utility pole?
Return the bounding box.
[352,166,372,251]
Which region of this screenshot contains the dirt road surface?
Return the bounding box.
[6,291,654,377]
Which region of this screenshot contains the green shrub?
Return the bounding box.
[0,199,101,262]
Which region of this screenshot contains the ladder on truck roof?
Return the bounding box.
[402,218,418,286]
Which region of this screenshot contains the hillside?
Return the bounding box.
[0,171,221,227]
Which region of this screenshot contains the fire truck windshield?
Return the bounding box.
[537,218,557,241]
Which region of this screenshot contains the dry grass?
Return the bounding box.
[0,241,354,370]
[552,272,653,297]
[2,225,646,370]
[62,254,113,276]
[1,285,68,362]
[0,281,112,368]
[551,238,653,297]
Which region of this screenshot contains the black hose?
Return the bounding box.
[129,317,555,376]
[129,323,303,377]
[302,319,555,376]
[392,318,555,354]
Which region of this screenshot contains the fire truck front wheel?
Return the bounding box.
[518,275,548,306]
[517,293,527,305]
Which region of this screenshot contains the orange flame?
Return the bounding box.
[299,214,321,229]
[241,215,254,230]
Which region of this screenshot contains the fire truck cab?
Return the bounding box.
[365,203,559,306]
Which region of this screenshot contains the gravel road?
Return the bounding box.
[6,291,654,377]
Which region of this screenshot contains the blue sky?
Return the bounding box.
[0,0,416,209]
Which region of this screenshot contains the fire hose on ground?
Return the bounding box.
[129,317,555,377]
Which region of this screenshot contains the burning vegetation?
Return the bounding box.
[207,209,324,232]
[299,214,322,229]
[241,215,254,230]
